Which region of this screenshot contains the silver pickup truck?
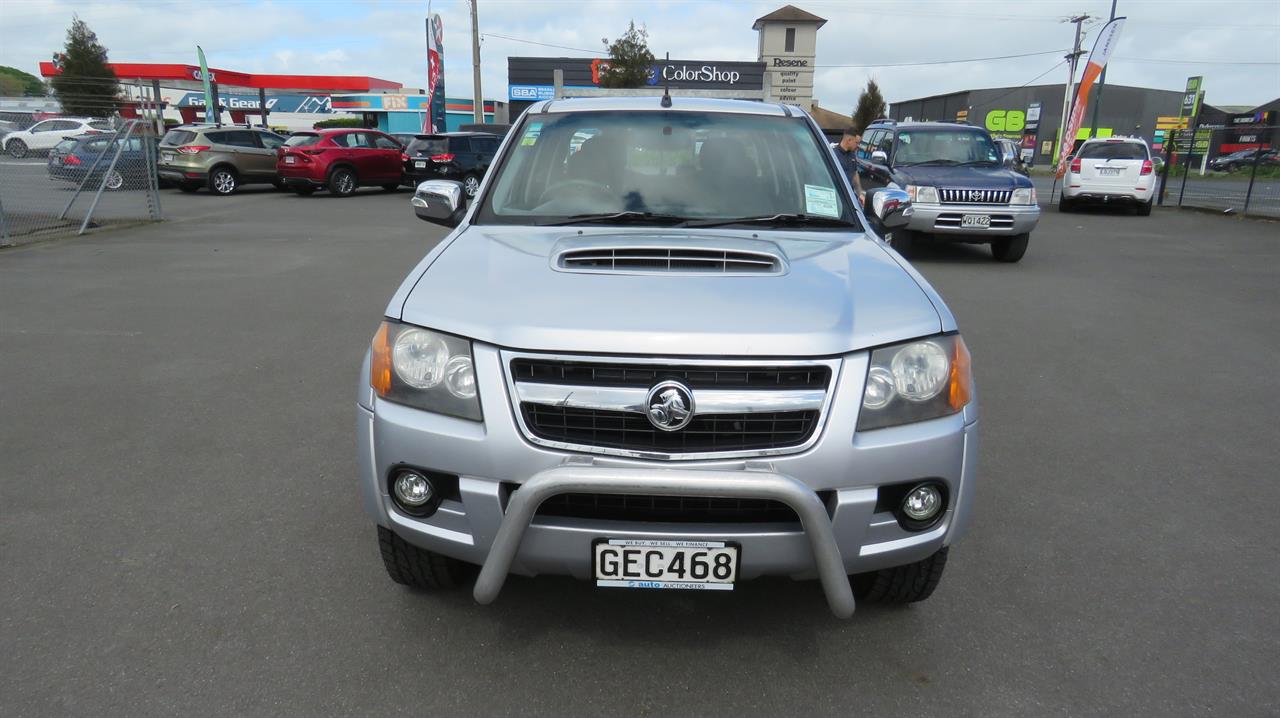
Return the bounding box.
[357,97,978,617]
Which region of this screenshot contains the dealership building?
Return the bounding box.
[890,83,1278,163]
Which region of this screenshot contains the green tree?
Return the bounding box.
[49,16,119,117]
[598,21,655,89]
[852,79,887,135]
[0,66,46,96]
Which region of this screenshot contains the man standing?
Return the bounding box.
[834,128,865,204]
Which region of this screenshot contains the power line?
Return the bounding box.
[481,32,597,54]
[814,49,1068,68]
[982,60,1070,105]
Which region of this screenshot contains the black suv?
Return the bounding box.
[857,120,1040,262]
[401,132,500,198]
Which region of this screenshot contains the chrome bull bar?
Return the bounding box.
[472,464,857,618]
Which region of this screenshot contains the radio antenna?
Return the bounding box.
[660,52,672,107]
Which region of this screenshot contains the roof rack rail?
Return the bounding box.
[870,117,896,125]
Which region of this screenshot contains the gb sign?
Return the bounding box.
[985,110,1025,132]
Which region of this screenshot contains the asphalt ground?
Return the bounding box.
[2,189,1278,716]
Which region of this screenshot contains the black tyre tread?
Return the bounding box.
[1137,200,1153,216]
[1058,197,1072,212]
[991,233,1029,263]
[858,547,949,604]
[377,526,466,589]
[888,229,915,255]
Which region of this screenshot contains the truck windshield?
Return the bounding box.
[475,110,857,227]
[895,129,1000,166]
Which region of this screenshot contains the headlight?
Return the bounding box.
[857,335,972,431]
[905,184,939,204]
[1011,187,1037,205]
[371,320,482,420]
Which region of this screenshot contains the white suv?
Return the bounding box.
[4,117,114,158]
[1060,137,1155,215]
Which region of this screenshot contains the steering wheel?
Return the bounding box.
[538,179,616,206]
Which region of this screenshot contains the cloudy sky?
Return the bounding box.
[2,0,1277,111]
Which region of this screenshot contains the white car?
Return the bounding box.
[1060,137,1156,215]
[3,117,114,158]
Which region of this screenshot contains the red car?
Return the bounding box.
[276,129,405,196]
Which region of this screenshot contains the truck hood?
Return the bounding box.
[395,226,943,357]
[892,164,1033,189]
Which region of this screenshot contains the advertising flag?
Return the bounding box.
[197,46,215,124]
[426,14,445,132]
[1055,17,1126,178]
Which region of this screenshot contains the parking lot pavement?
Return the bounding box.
[2,195,1277,715]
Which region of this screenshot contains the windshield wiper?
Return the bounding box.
[898,159,960,166]
[536,211,689,227]
[956,160,999,166]
[685,213,857,229]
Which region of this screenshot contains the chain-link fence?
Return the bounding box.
[1156,125,1280,219]
[1,110,164,247]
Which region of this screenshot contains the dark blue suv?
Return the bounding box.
[857,120,1039,262]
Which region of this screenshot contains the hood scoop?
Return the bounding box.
[552,234,787,276]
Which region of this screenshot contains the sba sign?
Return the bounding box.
[986,110,1025,132]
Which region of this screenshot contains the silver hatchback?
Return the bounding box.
[358,97,978,617]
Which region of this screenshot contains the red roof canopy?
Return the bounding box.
[39,61,401,94]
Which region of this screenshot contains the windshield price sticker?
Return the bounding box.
[520,122,542,146]
[804,184,840,217]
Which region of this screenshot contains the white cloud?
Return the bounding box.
[1,0,1276,111]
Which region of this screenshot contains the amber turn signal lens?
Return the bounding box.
[370,321,393,396]
[948,336,972,411]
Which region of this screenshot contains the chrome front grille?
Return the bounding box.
[939,188,1012,205]
[503,352,839,460]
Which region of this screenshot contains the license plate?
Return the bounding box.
[161,152,175,162]
[594,539,738,590]
[414,160,426,169]
[1098,167,1122,176]
[284,156,296,164]
[961,214,991,228]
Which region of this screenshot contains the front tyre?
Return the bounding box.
[377,526,469,589]
[853,547,949,604]
[991,233,1029,263]
[329,167,357,197]
[887,228,916,255]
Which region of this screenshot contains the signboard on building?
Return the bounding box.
[175,92,333,113]
[1180,76,1203,118]
[506,57,765,102]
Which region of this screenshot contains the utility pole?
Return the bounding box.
[470,0,484,124]
[1055,14,1090,165]
[1088,0,1118,137]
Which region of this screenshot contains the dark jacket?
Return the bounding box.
[834,147,862,192]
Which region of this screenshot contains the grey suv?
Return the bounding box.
[361,98,978,617]
[157,125,288,195]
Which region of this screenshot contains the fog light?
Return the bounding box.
[902,484,942,522]
[393,471,434,507]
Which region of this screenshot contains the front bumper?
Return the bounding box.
[357,343,979,617]
[907,202,1040,238]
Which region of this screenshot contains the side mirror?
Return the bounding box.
[867,187,913,230]
[412,180,465,227]
[870,150,888,165]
